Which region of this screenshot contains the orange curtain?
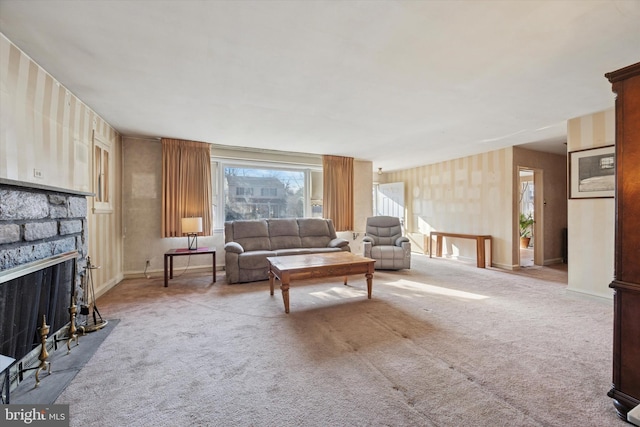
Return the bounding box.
[162,139,212,237]
[322,155,354,231]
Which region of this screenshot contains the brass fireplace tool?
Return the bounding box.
[34,315,51,386]
[66,258,79,351]
[54,258,80,352]
[18,315,52,388]
[66,295,79,353]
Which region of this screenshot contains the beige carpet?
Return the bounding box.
[56,254,623,427]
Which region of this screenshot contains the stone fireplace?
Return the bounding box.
[0,179,91,396]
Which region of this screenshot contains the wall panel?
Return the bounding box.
[566,110,615,299]
[1,34,123,297]
[386,148,514,268]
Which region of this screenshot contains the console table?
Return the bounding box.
[427,232,492,268]
[164,247,216,287]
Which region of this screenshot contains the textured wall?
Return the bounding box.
[121,137,216,275]
[566,110,615,299]
[1,35,122,297]
[385,148,514,268]
[353,159,373,232]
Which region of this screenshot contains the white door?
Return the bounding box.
[375,182,405,221]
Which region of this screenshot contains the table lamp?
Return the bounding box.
[181,217,203,250]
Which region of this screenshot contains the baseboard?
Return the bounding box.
[95,273,124,300]
[628,403,640,426]
[543,258,564,266]
[122,265,219,280]
[566,286,613,301]
[490,262,517,270]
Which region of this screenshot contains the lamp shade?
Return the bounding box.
[181,217,203,234]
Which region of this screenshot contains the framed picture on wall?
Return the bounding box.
[569,145,615,199]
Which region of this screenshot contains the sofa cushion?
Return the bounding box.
[274,247,342,256]
[238,250,275,269]
[298,218,333,248]
[273,248,312,256]
[232,220,271,251]
[307,247,342,253]
[370,245,408,269]
[268,219,302,250]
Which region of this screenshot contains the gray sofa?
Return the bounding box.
[224,218,350,284]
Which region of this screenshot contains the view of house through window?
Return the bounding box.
[213,164,322,226]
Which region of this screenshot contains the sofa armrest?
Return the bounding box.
[362,236,374,244]
[328,238,349,249]
[395,236,410,247]
[224,241,245,254]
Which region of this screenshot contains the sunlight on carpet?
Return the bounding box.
[385,279,490,300]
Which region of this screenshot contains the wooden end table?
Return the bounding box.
[267,252,375,313]
[164,247,216,287]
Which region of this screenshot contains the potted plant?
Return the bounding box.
[519,212,534,248]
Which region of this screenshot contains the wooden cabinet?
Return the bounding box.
[605,61,640,420]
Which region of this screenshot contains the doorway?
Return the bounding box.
[518,168,543,267]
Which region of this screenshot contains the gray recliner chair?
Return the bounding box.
[362,216,411,270]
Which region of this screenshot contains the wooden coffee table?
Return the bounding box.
[267,252,376,313]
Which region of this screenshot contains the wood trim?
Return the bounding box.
[605,61,640,84]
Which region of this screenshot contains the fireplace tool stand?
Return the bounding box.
[78,256,108,334]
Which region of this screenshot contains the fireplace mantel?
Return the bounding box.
[0,178,94,198]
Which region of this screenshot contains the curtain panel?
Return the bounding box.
[161,139,212,237]
[322,155,354,231]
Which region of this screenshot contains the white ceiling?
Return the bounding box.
[1,1,639,171]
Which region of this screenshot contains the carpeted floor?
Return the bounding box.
[55,254,623,426]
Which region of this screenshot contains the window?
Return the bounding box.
[92,134,112,213]
[600,156,614,169]
[211,160,323,228]
[236,187,254,196]
[261,188,278,197]
[225,166,304,220]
